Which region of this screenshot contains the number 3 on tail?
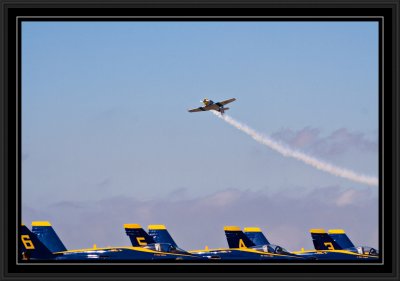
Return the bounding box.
[21,235,35,249]
[324,242,335,250]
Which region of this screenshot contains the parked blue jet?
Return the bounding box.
[123,223,209,259]
[291,229,379,260]
[327,229,379,256]
[222,226,309,260]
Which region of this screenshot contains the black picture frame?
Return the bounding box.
[1,1,399,280]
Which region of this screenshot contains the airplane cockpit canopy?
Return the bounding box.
[144,243,188,254]
[260,244,290,254]
[346,246,379,256]
[356,246,379,256]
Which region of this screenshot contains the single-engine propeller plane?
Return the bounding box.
[188,98,236,115]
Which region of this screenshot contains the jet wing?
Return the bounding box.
[216,98,236,106]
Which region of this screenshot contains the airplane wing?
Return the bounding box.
[188,107,206,112]
[216,98,236,106]
[188,104,220,112]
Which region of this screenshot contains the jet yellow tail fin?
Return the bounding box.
[224,226,255,249]
[148,224,178,248]
[310,229,342,250]
[31,221,67,252]
[244,227,270,246]
[124,224,155,246]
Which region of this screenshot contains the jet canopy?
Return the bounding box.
[257,244,290,254]
[144,243,189,254]
[344,246,379,256]
[356,246,379,256]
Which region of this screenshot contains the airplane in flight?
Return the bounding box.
[188,98,236,115]
[19,222,207,261]
[291,229,379,260]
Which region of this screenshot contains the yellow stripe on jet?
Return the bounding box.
[148,225,166,230]
[224,226,241,231]
[291,249,379,258]
[124,224,142,229]
[309,228,327,233]
[191,248,303,259]
[32,221,51,226]
[244,227,262,232]
[328,229,346,234]
[58,246,196,257]
[236,248,304,258]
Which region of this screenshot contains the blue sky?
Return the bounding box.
[22,21,379,251]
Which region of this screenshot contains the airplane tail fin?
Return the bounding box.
[148,225,178,248]
[124,224,155,246]
[244,227,270,246]
[224,226,255,248]
[328,229,355,249]
[219,107,229,114]
[31,221,67,252]
[20,224,54,260]
[310,229,342,250]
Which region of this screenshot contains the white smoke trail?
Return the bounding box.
[212,111,378,187]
